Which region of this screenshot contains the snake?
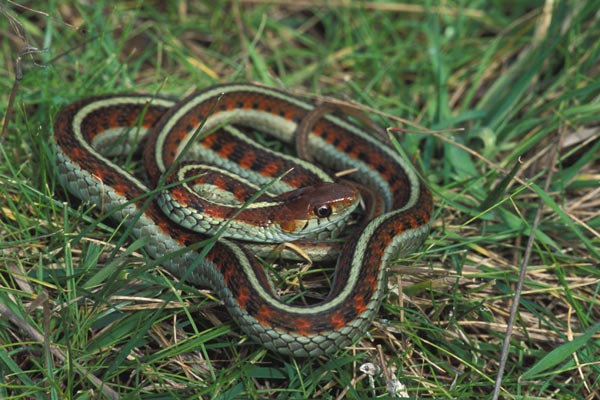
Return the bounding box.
[157,164,360,242]
[53,83,433,357]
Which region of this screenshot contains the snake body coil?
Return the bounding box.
[54,83,432,357]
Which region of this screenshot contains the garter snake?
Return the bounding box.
[53,83,433,357]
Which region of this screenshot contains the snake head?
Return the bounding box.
[275,182,360,238]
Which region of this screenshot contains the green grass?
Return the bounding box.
[1,1,599,398]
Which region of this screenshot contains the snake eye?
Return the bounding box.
[314,204,332,218]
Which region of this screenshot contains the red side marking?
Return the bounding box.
[238,152,257,170]
[218,142,236,159]
[157,220,171,233]
[403,215,419,230]
[320,125,342,145]
[113,183,131,197]
[186,114,200,129]
[213,175,228,190]
[222,268,234,285]
[310,124,321,135]
[176,232,195,247]
[353,294,367,315]
[295,318,312,336]
[256,305,275,326]
[237,287,250,310]
[201,132,217,148]
[233,185,250,202]
[205,248,218,263]
[70,147,88,160]
[222,98,235,110]
[259,161,281,177]
[365,274,377,290]
[287,175,318,188]
[169,188,189,207]
[93,169,105,181]
[329,312,347,330]
[107,112,120,129]
[143,115,159,128]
